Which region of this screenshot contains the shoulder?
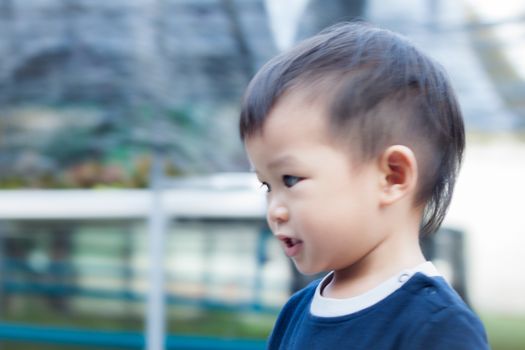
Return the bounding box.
[402,273,478,317]
[401,274,489,349]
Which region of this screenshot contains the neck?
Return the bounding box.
[324,226,425,299]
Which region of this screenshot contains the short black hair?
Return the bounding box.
[239,22,465,235]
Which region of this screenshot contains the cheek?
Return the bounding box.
[294,198,346,233]
[295,190,368,232]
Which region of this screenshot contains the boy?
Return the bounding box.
[239,22,489,349]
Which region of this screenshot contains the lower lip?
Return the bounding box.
[283,242,303,257]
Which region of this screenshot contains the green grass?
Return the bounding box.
[481,313,525,350]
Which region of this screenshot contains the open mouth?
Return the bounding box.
[283,237,301,248]
[277,235,303,257]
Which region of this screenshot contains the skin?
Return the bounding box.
[245,92,427,299]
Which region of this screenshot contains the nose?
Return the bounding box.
[267,200,289,226]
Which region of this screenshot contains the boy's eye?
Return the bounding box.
[282,175,302,188]
[260,182,271,193]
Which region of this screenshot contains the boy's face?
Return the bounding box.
[245,93,387,275]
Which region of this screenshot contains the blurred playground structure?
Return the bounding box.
[0,174,274,349]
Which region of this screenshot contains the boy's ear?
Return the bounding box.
[377,145,418,206]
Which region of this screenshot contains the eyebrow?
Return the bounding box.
[250,155,298,174]
[268,155,297,170]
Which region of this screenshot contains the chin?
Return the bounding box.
[294,262,324,276]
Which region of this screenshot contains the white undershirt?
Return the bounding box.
[310,261,441,317]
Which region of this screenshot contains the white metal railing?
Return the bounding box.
[0,172,267,350]
[0,173,266,220]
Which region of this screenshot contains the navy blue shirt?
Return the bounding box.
[268,273,489,349]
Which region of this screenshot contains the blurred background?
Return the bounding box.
[0,0,524,349]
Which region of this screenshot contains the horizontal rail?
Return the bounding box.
[0,175,266,220]
[1,281,280,314]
